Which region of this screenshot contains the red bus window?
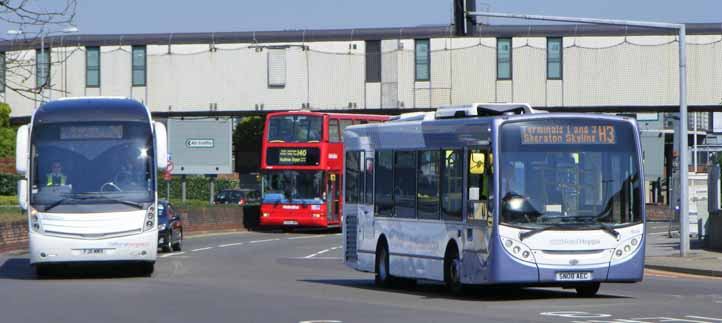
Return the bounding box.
[329,119,341,143]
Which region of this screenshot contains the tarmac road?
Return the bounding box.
[1,231,721,323]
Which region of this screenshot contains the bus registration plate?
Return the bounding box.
[556,272,592,281]
[283,220,298,225]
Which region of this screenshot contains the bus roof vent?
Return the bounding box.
[389,111,435,122]
[435,103,538,119]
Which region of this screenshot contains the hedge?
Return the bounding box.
[158,175,240,201]
[0,173,20,196]
[0,195,17,205]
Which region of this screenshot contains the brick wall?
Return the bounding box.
[0,221,28,253]
[0,206,260,253]
[647,204,674,222]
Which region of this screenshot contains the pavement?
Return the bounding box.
[645,221,722,277]
[1,230,722,323]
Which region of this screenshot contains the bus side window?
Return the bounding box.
[375,151,394,217]
[441,149,463,221]
[364,156,374,205]
[467,149,491,222]
[329,119,341,143]
[339,119,354,142]
[345,151,361,203]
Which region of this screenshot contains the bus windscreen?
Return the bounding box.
[500,119,641,228]
[267,115,323,143]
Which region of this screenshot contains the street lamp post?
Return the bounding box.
[466,11,690,256]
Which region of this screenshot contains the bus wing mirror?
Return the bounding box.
[17,179,28,211]
[15,125,29,176]
[154,122,168,170]
[469,152,485,175]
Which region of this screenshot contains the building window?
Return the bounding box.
[365,40,381,83]
[0,52,5,93]
[415,39,430,81]
[36,49,50,88]
[547,37,563,80]
[132,45,146,87]
[496,38,512,80]
[267,48,286,88]
[86,46,100,87]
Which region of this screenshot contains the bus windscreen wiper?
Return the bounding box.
[78,195,144,209]
[519,224,572,241]
[43,197,81,212]
[587,223,621,240]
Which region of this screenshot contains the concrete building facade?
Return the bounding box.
[1,23,721,204]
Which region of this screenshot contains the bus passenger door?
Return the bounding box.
[327,173,340,224]
[463,147,493,283]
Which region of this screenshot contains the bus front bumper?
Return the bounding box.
[29,229,158,265]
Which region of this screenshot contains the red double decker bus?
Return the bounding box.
[259,111,389,228]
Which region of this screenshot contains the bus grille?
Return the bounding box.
[344,214,358,262]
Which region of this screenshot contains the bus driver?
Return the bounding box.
[46,161,68,186]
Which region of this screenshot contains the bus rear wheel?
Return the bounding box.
[575,283,601,297]
[375,243,392,288]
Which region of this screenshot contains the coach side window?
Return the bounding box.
[375,151,394,217]
[394,151,416,218]
[441,149,463,221]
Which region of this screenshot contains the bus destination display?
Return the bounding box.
[266,147,320,166]
[60,125,124,140]
[521,124,616,145]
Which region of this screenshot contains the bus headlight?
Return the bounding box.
[143,206,155,231]
[612,235,643,262]
[500,237,536,263]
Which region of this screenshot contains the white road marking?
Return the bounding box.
[687,316,722,322]
[249,238,281,244]
[334,233,342,236]
[218,242,243,247]
[303,246,342,259]
[191,247,213,252]
[160,252,185,258]
[288,235,326,240]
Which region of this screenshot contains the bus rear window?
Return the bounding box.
[267,115,323,143]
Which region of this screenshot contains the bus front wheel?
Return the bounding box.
[444,245,464,295]
[138,262,154,277]
[375,242,392,288]
[575,283,601,297]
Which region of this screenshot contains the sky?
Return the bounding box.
[4,0,722,35]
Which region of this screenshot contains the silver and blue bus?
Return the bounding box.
[342,103,644,296]
[15,97,168,276]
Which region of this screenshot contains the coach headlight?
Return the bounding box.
[143,205,155,231]
[612,235,643,262]
[30,207,42,233]
[501,236,536,263]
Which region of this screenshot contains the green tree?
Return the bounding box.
[233,116,265,173]
[0,103,17,158]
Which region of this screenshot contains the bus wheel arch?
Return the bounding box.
[444,239,463,294]
[375,235,392,287]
